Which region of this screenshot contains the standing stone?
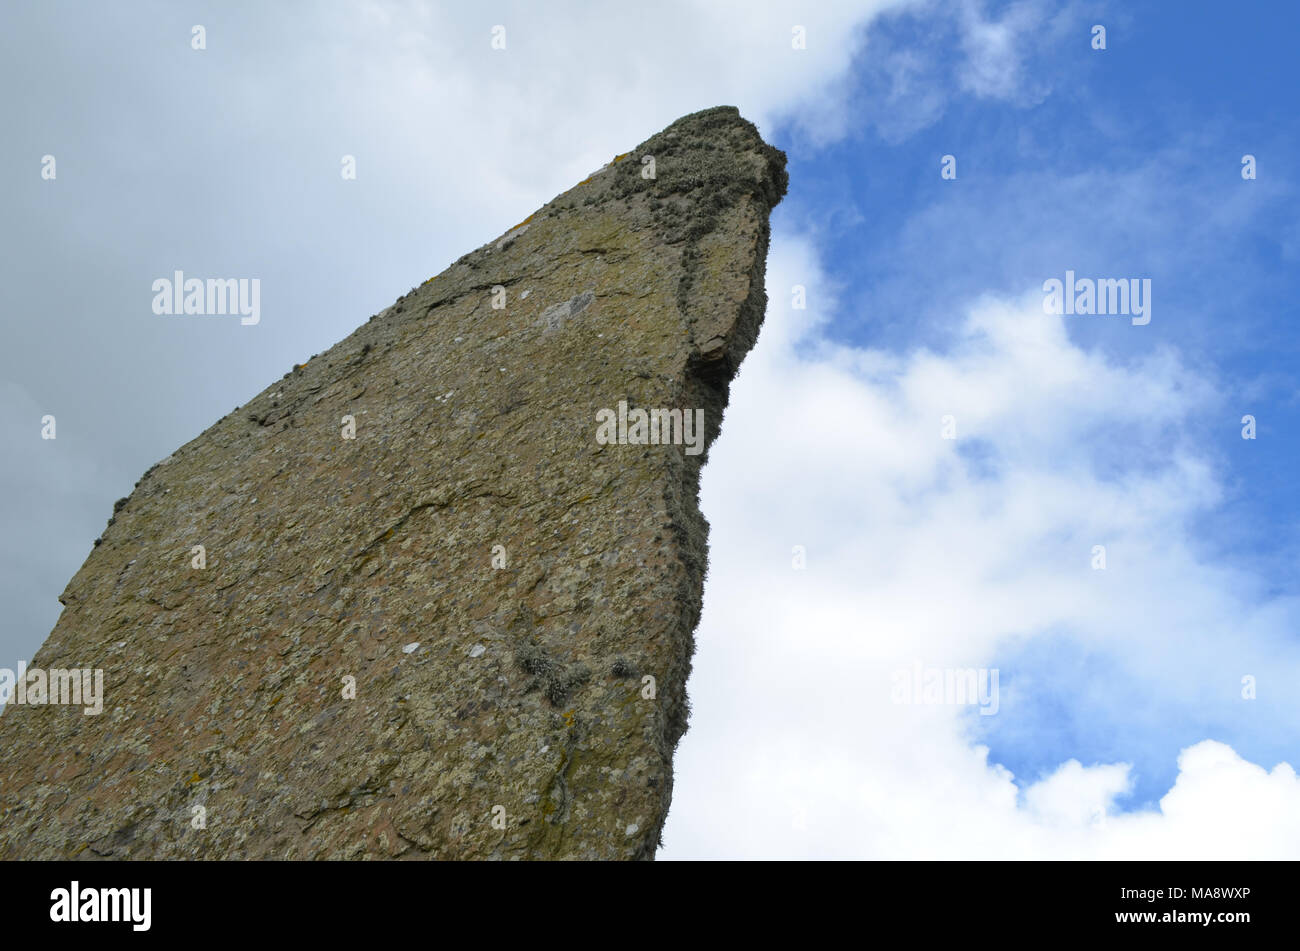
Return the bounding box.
[0,106,787,859]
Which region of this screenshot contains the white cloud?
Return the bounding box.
[660,230,1300,859]
[311,0,920,237]
[956,0,1059,104]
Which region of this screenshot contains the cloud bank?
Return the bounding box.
[661,232,1300,859]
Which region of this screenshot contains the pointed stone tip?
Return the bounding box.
[643,105,788,208]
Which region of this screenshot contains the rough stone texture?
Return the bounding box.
[0,106,786,859]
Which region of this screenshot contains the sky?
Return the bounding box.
[2,0,1298,858]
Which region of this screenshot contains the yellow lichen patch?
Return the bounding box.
[612,152,630,163]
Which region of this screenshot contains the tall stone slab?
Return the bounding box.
[0,106,787,859]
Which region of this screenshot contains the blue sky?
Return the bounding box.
[755,0,1300,813]
[2,0,1297,857]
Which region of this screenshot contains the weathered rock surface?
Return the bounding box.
[0,106,786,859]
